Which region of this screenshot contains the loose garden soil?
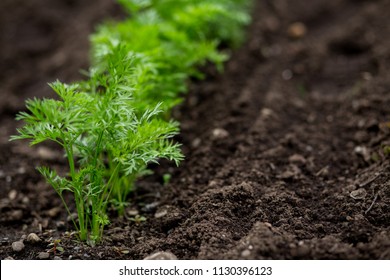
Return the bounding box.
[1,0,389,260]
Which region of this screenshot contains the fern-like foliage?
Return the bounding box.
[11,0,253,243]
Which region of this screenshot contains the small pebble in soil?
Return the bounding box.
[21,196,30,204]
[354,214,365,221]
[208,180,219,187]
[38,252,50,259]
[191,137,201,148]
[260,108,274,119]
[154,209,168,218]
[211,128,229,140]
[4,256,14,260]
[54,256,62,260]
[127,209,139,216]
[8,190,18,200]
[56,221,66,229]
[287,22,307,39]
[144,251,178,260]
[17,166,26,174]
[47,207,61,218]
[354,146,371,162]
[306,145,313,152]
[288,154,306,164]
[26,233,41,243]
[9,210,23,221]
[142,202,159,212]
[12,241,25,252]
[36,146,58,160]
[350,188,367,200]
[241,249,251,258]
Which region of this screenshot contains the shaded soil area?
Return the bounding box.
[1,0,389,260]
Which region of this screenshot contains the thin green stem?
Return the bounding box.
[65,144,87,241]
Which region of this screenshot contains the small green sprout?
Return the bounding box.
[47,239,64,255]
[129,215,147,225]
[163,173,172,186]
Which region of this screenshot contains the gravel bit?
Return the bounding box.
[127,209,139,216]
[241,249,251,257]
[287,22,307,39]
[56,221,66,229]
[8,190,18,200]
[142,202,160,212]
[46,207,61,217]
[191,137,201,148]
[11,241,25,252]
[350,188,367,200]
[211,128,229,140]
[354,146,371,162]
[154,209,168,218]
[38,252,50,259]
[8,210,23,221]
[288,154,306,164]
[26,233,41,243]
[36,146,58,160]
[21,196,30,204]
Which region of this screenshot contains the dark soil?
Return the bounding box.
[1,0,389,260]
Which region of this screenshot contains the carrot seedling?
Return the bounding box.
[11,79,183,243]
[11,0,253,243]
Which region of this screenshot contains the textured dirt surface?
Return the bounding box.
[1,0,389,260]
